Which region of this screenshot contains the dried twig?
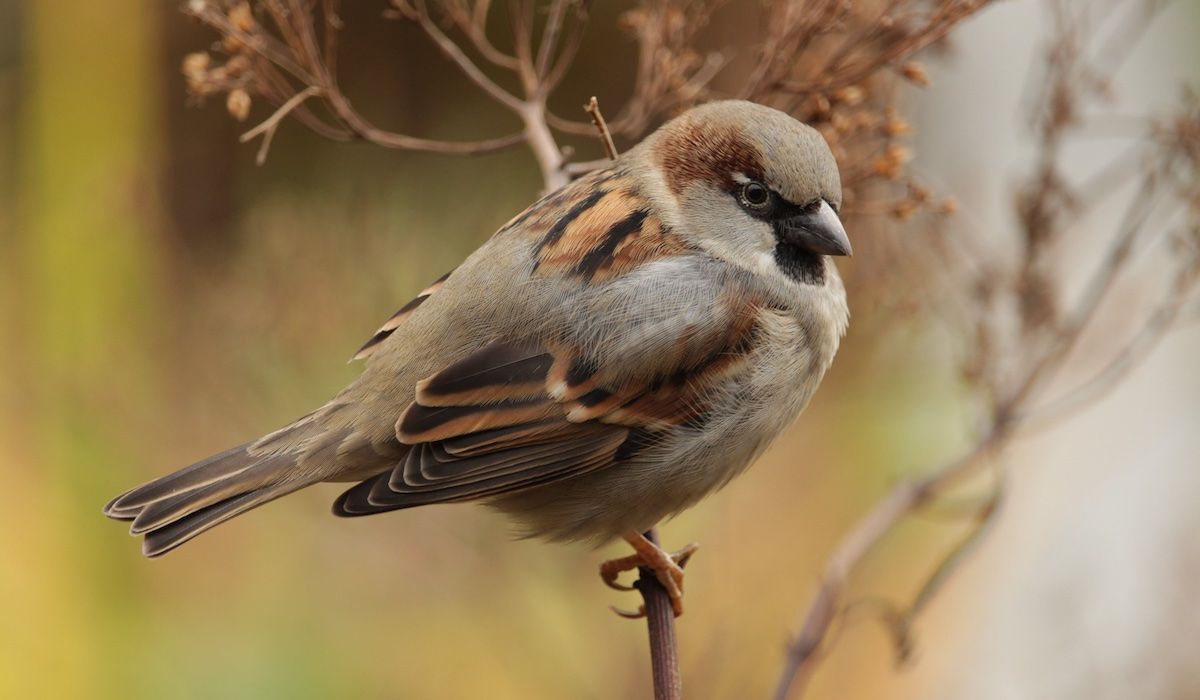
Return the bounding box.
[584,96,618,160]
[184,0,991,201]
[637,528,684,700]
[239,84,321,164]
[184,0,596,187]
[772,430,1007,700]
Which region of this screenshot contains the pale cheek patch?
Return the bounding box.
[751,250,779,277]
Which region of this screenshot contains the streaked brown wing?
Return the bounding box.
[334,315,760,516]
[335,166,762,517]
[335,343,622,515]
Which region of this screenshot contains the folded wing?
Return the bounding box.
[333,303,761,516]
[335,166,768,515]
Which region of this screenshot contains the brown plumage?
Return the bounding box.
[104,99,852,607]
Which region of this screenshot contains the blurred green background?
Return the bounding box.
[3,2,1198,699]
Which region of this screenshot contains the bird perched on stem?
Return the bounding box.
[105,100,851,616]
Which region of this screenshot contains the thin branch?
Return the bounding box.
[535,0,570,79]
[323,84,526,153]
[183,4,318,84]
[1021,260,1200,427]
[542,3,588,93]
[772,428,1008,700]
[321,0,341,76]
[772,0,995,98]
[449,0,522,69]
[637,528,684,700]
[188,0,528,159]
[510,0,539,95]
[240,85,323,164]
[256,61,352,140]
[1003,171,1163,411]
[564,157,612,176]
[584,96,618,159]
[521,101,569,191]
[413,0,527,113]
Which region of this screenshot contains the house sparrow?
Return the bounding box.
[105,100,851,616]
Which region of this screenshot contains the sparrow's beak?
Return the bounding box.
[777,200,852,257]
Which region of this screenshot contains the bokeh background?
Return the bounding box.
[2,1,1198,698]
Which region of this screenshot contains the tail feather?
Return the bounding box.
[128,481,233,534]
[128,454,285,535]
[103,443,254,514]
[141,481,301,558]
[106,403,399,556]
[104,442,308,557]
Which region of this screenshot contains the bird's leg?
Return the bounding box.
[599,532,699,617]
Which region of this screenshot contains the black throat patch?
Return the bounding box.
[773,241,825,286]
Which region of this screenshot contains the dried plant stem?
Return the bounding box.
[412,0,569,190]
[772,428,1007,700]
[520,98,569,191]
[584,96,619,160]
[240,85,321,164]
[637,527,683,700]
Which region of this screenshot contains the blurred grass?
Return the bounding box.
[0,3,981,698]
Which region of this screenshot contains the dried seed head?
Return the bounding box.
[810,94,832,120]
[182,51,210,79]
[883,108,912,137]
[829,111,852,135]
[222,2,256,52]
[225,54,251,76]
[229,2,255,32]
[873,144,912,179]
[832,86,865,106]
[891,199,919,220]
[227,88,252,122]
[853,111,880,130]
[899,61,931,87]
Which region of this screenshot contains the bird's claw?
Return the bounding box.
[599,553,645,592]
[599,535,699,618]
[610,604,647,619]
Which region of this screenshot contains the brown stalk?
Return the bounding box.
[637,528,684,700]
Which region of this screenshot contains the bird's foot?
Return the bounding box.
[599,532,698,618]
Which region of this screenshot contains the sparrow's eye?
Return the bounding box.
[739,181,772,211]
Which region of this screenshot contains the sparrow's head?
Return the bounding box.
[640,100,850,284]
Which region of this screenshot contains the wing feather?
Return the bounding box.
[332,167,774,520]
